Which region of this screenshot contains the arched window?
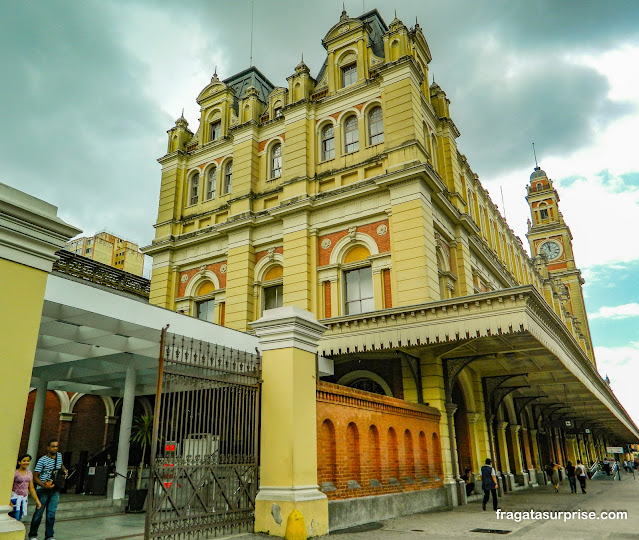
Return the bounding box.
[270,143,282,179]
[368,106,384,145]
[206,168,216,200]
[344,116,359,154]
[341,63,357,88]
[321,124,335,161]
[223,161,232,194]
[189,173,200,206]
[262,265,283,312]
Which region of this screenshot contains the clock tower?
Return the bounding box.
[526,166,595,364]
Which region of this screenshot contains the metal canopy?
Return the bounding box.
[32,273,259,396]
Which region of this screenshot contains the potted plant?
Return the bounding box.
[127,415,154,512]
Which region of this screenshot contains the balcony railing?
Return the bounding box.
[54,250,150,299]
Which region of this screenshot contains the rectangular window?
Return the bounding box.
[341,64,357,88]
[344,267,374,315]
[197,299,215,323]
[264,284,283,311]
[209,121,221,142]
[540,208,549,220]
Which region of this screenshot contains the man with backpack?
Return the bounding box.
[28,439,68,540]
[481,458,499,511]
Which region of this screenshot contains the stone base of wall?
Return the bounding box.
[328,487,449,531]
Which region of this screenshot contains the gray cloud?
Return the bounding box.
[1,0,638,247]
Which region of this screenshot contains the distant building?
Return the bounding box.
[66,231,145,276]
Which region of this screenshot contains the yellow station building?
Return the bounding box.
[142,8,637,533]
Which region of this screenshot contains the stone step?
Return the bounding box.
[24,497,127,522]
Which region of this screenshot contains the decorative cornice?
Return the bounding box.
[0,182,81,272]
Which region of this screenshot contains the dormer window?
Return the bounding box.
[274,107,283,119]
[209,121,221,142]
[341,64,357,88]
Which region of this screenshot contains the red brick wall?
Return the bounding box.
[177,261,227,297]
[318,220,390,266]
[383,268,392,308]
[324,281,331,318]
[68,395,107,457]
[316,381,442,500]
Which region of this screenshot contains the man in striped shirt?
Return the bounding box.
[28,439,67,540]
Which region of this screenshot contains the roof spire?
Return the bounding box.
[340,2,348,20]
[532,142,539,169]
[181,108,184,117]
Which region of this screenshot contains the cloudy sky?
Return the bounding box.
[3,1,638,428]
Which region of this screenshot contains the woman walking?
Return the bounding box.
[10,454,41,522]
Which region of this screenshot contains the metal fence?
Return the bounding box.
[145,328,261,539]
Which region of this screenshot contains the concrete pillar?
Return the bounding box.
[445,402,466,506]
[113,364,136,500]
[510,425,528,487]
[496,422,514,490]
[467,412,483,474]
[251,306,328,537]
[26,379,48,469]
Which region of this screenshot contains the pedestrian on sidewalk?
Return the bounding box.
[10,454,41,521]
[576,459,587,493]
[626,460,635,479]
[614,461,622,481]
[565,461,577,493]
[28,439,68,540]
[481,458,499,511]
[462,468,475,497]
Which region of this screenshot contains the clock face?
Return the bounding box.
[539,241,561,261]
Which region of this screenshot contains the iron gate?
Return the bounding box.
[145,327,261,539]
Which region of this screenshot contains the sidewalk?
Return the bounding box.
[33,471,638,539]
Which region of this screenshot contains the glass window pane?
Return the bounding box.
[342,64,357,87]
[345,270,360,301]
[359,267,373,298]
[264,284,283,310]
[360,297,375,313]
[190,173,199,205]
[197,300,215,323]
[206,169,216,200]
[210,121,221,142]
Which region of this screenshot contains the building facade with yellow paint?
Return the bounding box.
[144,8,637,527]
[66,231,145,276]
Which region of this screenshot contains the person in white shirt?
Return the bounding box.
[575,459,587,494]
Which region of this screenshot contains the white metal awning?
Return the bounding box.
[32,273,260,396]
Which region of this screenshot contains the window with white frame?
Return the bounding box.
[368,106,384,145]
[223,161,232,194]
[321,124,335,161]
[263,284,283,311]
[209,121,221,142]
[189,173,200,206]
[341,63,357,88]
[206,168,216,200]
[270,143,282,179]
[344,116,359,154]
[196,299,215,322]
[344,266,374,315]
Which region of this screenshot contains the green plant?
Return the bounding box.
[130,415,154,490]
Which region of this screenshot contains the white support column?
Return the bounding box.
[114,364,136,500]
[26,378,48,469]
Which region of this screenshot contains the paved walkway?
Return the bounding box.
[27,471,638,539]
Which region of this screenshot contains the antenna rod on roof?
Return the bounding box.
[532,142,539,168]
[500,186,507,221]
[249,0,254,67]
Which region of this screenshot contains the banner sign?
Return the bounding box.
[607,446,624,453]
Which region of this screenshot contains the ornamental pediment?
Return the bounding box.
[322,17,365,47]
[196,80,233,105]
